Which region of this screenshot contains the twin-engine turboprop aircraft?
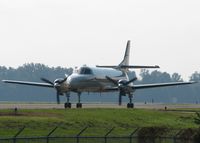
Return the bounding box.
[2,41,196,108]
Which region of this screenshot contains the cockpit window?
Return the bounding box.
[78,67,93,75]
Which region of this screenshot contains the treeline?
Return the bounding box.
[0,63,73,102]
[0,63,199,103]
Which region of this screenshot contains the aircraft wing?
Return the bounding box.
[104,81,196,91]
[2,80,54,88]
[134,81,196,90]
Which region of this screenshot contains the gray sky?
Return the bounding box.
[0,0,200,80]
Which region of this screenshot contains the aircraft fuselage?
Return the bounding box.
[65,66,127,93]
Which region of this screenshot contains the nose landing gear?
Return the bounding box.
[64,92,82,109]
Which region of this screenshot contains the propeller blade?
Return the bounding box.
[118,94,122,106]
[40,77,66,104]
[40,78,54,85]
[56,91,60,104]
[105,76,118,86]
[124,77,137,86]
[59,77,68,84]
[65,74,70,78]
[58,73,72,84]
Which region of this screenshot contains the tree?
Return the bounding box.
[190,71,200,82]
[171,73,183,82]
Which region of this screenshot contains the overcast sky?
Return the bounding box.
[0,0,200,80]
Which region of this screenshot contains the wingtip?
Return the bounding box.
[155,65,160,68]
[2,80,7,82]
[191,81,198,84]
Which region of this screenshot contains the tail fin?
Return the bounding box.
[96,40,160,69]
[119,40,130,66]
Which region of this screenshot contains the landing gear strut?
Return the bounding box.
[64,93,71,109]
[127,94,134,108]
[76,92,82,108]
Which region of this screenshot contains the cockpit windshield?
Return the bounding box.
[77,67,93,75]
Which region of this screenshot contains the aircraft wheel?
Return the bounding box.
[64,103,71,109]
[76,103,82,108]
[130,103,134,108]
[127,103,134,108]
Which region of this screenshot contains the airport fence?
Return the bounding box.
[0,126,199,143]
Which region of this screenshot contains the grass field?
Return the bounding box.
[0,108,199,137]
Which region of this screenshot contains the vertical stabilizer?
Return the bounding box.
[96,40,159,69]
[119,40,130,66]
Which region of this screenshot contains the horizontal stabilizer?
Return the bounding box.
[96,65,160,69]
[96,65,117,68]
[120,65,160,68]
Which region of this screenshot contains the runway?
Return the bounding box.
[1,102,200,109]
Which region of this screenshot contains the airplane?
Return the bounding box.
[2,40,196,108]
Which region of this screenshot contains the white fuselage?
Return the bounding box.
[62,66,128,93]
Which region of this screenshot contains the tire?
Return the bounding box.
[76,103,82,108]
[130,103,134,108]
[64,103,71,109]
[127,103,130,108]
[127,103,134,108]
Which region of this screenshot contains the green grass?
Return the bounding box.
[0,108,199,137]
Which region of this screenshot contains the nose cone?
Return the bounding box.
[54,82,60,88]
[67,74,81,87]
[67,74,93,89]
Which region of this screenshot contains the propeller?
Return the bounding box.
[40,78,54,85]
[105,76,118,86]
[106,76,137,105]
[56,91,60,104]
[40,75,70,104]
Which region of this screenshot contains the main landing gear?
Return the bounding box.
[127,94,134,108]
[64,94,71,108]
[76,92,82,108]
[64,92,82,109]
